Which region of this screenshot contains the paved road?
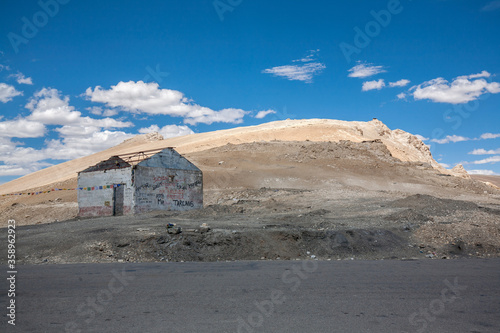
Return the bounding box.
[1,259,499,332]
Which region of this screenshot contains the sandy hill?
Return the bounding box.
[0,118,445,195]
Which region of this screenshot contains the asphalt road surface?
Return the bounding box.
[1,259,499,333]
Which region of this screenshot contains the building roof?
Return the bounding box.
[79,156,132,173]
[78,147,200,173]
[137,148,201,171]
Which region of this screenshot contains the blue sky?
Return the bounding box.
[0,0,500,185]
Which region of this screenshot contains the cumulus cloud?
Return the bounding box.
[86,106,118,117]
[0,137,18,154]
[468,156,500,165]
[254,110,276,119]
[467,169,497,175]
[389,79,410,87]
[26,88,82,125]
[87,106,103,115]
[348,62,386,78]
[263,50,326,83]
[0,83,22,102]
[0,163,52,177]
[86,81,254,125]
[26,88,133,128]
[430,135,470,144]
[465,70,491,79]
[480,133,500,140]
[0,119,46,138]
[138,124,194,139]
[0,87,140,176]
[397,92,407,100]
[362,79,385,91]
[469,148,500,155]
[0,85,227,177]
[0,131,135,166]
[10,72,33,85]
[410,71,500,104]
[359,77,409,92]
[44,131,135,160]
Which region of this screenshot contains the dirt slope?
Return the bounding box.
[0,118,445,195]
[2,140,500,263]
[471,175,500,188]
[1,140,498,228]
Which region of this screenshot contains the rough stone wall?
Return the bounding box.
[134,166,203,213]
[77,167,134,217]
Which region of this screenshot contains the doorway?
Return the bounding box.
[113,184,124,216]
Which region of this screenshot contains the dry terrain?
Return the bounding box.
[1,119,499,264]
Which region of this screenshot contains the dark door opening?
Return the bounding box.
[113,184,124,216]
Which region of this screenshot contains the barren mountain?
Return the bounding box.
[0,118,447,195]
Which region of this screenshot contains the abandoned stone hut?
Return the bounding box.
[77,148,203,217]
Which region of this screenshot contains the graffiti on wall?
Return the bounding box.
[173,200,194,207]
[156,193,165,205]
[135,171,202,209]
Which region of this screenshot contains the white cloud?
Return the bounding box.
[263,63,326,83]
[481,0,500,11]
[467,169,497,175]
[0,137,17,154]
[469,148,500,155]
[87,106,119,117]
[348,62,386,78]
[480,133,500,140]
[439,163,450,168]
[102,109,118,117]
[44,131,135,160]
[87,106,103,115]
[26,88,133,128]
[389,79,410,87]
[26,88,83,124]
[254,110,276,119]
[263,51,325,83]
[0,119,46,138]
[138,124,194,139]
[0,64,10,72]
[55,125,102,137]
[0,83,22,102]
[0,165,29,176]
[397,92,407,100]
[362,79,385,91]
[292,49,320,63]
[469,156,500,165]
[0,130,135,166]
[411,71,500,104]
[10,72,33,85]
[185,107,248,126]
[430,135,470,144]
[415,134,429,141]
[465,70,491,79]
[86,81,252,125]
[0,87,138,175]
[0,163,52,177]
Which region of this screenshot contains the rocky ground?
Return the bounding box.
[3,188,500,265]
[1,140,499,264]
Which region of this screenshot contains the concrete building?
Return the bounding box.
[77,148,203,217]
